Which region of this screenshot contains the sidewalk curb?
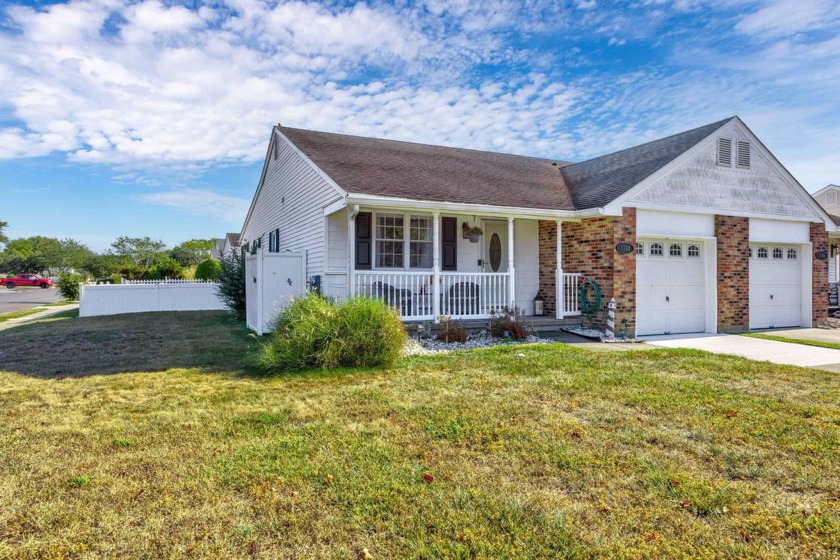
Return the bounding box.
[0,304,79,332]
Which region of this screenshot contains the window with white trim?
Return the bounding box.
[409,216,433,268]
[787,248,797,260]
[687,244,700,258]
[375,213,404,268]
[669,243,682,257]
[650,243,663,256]
[757,247,768,259]
[374,212,435,269]
[773,247,783,259]
[636,242,644,256]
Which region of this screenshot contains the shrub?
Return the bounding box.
[57,273,83,301]
[145,256,183,280]
[256,294,406,373]
[336,296,406,368]
[195,258,223,281]
[436,317,467,343]
[216,251,246,320]
[489,307,529,340]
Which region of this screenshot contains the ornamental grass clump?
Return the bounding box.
[255,294,406,373]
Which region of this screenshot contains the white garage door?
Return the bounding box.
[637,239,707,336]
[749,245,802,329]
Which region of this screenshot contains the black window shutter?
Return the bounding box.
[441,217,457,271]
[355,212,372,270]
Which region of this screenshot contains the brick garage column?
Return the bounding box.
[612,208,636,336]
[715,215,749,333]
[538,221,558,315]
[811,222,829,325]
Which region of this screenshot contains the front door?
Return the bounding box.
[482,220,507,273]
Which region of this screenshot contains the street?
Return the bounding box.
[0,287,63,313]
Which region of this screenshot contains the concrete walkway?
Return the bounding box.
[0,304,79,332]
[644,332,840,370]
[752,327,840,344]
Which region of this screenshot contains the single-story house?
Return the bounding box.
[221,232,241,257]
[210,238,225,260]
[239,116,833,336]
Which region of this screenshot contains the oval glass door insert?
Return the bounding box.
[489,233,502,272]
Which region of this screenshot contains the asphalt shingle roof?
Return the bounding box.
[561,118,733,209]
[279,126,576,210]
[279,118,734,211]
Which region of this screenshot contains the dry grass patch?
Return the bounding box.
[0,312,838,558]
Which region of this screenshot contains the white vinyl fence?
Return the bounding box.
[79,281,226,317]
[246,249,306,335]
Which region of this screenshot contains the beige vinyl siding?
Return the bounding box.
[241,134,343,278]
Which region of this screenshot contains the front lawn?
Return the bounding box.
[744,332,840,352]
[0,312,837,558]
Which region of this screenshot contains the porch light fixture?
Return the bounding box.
[533,292,545,316]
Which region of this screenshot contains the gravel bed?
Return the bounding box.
[403,331,547,356]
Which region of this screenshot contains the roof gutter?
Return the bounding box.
[343,193,605,220]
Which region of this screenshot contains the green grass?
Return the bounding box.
[0,312,837,558]
[0,307,43,322]
[744,332,840,351]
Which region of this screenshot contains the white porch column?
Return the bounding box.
[508,217,516,309]
[433,211,441,322]
[556,220,564,319]
[348,207,357,298]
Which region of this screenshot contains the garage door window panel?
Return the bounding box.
[757,247,768,259]
[650,243,663,257]
[669,243,682,257]
[773,248,783,260]
[787,248,797,260]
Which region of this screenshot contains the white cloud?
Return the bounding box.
[736,0,840,40]
[136,188,250,223]
[0,0,839,191]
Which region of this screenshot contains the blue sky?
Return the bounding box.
[1,0,839,251]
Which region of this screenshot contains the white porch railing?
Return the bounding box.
[355,272,436,321]
[440,272,509,319]
[559,272,582,316]
[353,271,512,321]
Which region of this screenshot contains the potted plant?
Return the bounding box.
[462,223,483,243]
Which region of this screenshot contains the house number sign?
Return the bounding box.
[815,250,828,261]
[615,241,634,255]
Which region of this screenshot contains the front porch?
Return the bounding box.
[326,205,584,322]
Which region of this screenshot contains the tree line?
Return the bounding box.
[0,219,217,280]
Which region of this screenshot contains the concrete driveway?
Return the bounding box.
[644,332,840,371]
[0,287,62,313]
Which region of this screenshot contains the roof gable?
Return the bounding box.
[561,118,732,209]
[618,118,830,223]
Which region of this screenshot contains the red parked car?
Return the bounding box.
[5,274,54,289]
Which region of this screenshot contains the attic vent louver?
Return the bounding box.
[736,140,750,168]
[717,138,732,167]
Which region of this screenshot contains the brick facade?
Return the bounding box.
[538,208,636,335]
[811,222,829,325]
[715,215,749,333]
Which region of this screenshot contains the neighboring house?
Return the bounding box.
[812,184,840,303]
[210,238,225,260]
[221,232,240,257]
[239,116,833,336]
